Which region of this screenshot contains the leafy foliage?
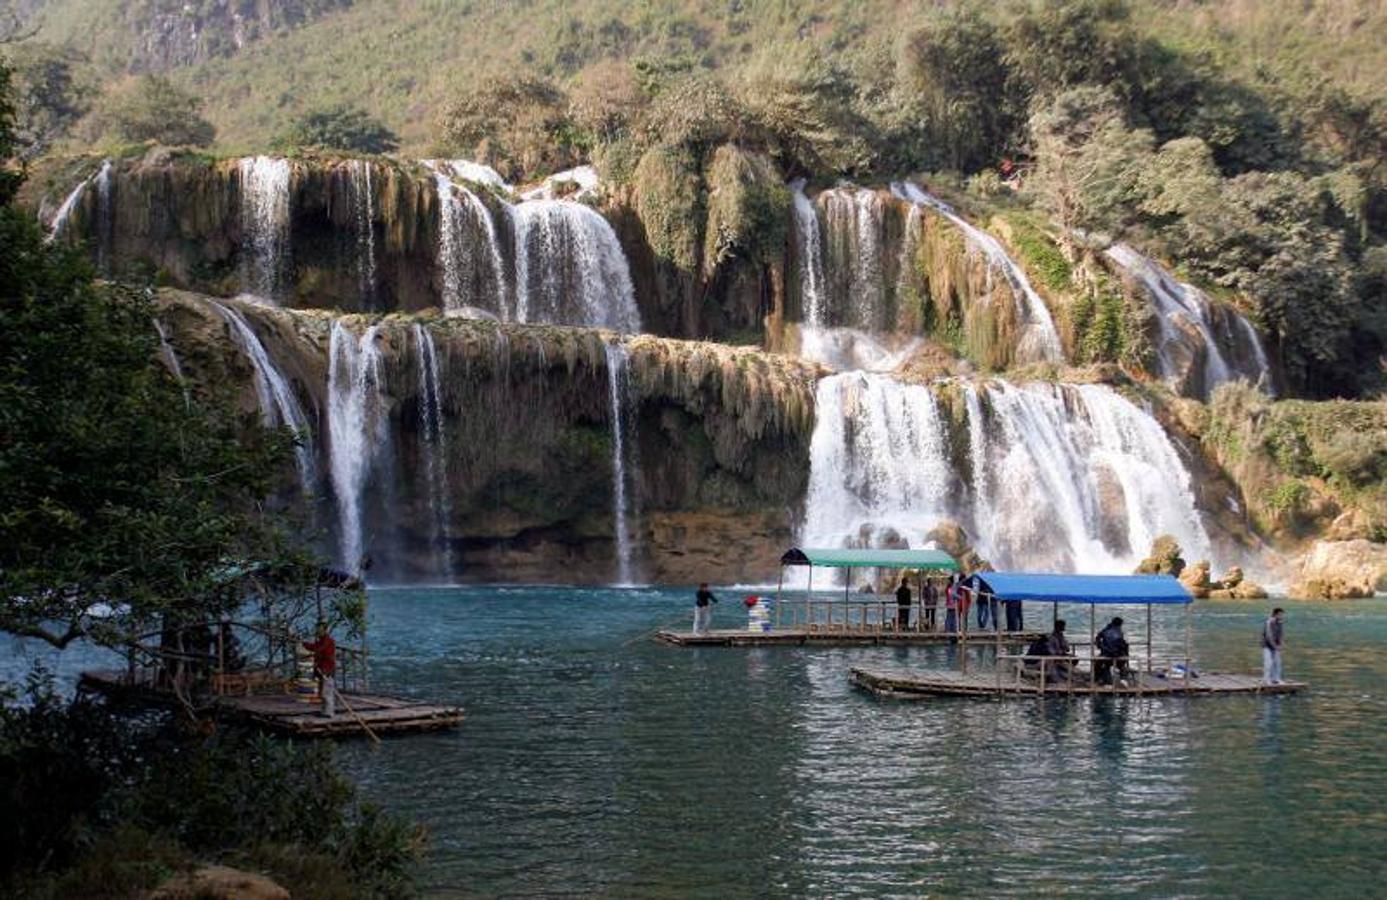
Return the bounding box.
[276,104,398,154]
[94,74,215,146]
[0,672,422,897]
[0,161,313,649]
[434,75,576,180]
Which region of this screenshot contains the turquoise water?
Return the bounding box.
[5,588,1385,896]
[333,588,1387,897]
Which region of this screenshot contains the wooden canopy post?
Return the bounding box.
[1090,602,1098,688]
[843,576,850,634]
[1184,603,1192,674]
[775,567,784,629]
[1146,604,1153,673]
[806,566,814,631]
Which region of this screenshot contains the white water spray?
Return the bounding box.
[347,160,377,305]
[433,170,510,319]
[328,321,389,575]
[413,323,454,578]
[791,180,827,327]
[802,375,1210,573]
[892,182,1063,363]
[209,301,315,488]
[510,200,640,331]
[238,156,292,301]
[605,343,636,584]
[1105,243,1271,397]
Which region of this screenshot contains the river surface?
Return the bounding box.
[5,588,1386,897]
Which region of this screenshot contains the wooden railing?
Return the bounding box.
[116,620,368,711]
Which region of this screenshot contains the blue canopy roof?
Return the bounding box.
[965,572,1192,605]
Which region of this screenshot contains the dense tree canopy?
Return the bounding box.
[277,104,399,154]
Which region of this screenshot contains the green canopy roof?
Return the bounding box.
[780,548,959,570]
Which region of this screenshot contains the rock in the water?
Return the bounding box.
[1215,566,1244,589]
[924,520,990,575]
[1289,540,1387,599]
[1178,559,1212,598]
[1136,535,1186,577]
[150,866,289,900]
[1232,580,1268,599]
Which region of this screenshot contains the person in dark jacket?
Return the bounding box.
[693,583,718,635]
[1262,608,1286,684]
[1094,617,1131,685]
[922,579,939,632]
[1045,619,1073,681]
[895,578,912,632]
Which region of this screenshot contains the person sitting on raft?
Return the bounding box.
[1094,617,1132,686]
[1044,619,1074,681]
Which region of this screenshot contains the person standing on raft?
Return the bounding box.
[303,621,338,718]
[693,583,718,635]
[1262,607,1286,685]
[896,577,912,632]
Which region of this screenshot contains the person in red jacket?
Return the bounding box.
[303,621,337,718]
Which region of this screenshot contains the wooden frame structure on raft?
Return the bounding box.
[850,572,1306,697]
[656,548,1045,646]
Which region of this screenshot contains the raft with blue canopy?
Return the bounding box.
[847,569,1299,697]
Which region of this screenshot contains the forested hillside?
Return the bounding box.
[8,0,1387,400]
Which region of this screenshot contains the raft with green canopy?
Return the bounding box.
[773,546,960,633]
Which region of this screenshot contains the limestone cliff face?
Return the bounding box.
[156,290,820,584]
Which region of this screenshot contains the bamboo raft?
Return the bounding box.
[656,628,1042,647]
[850,666,1306,698]
[79,669,464,738]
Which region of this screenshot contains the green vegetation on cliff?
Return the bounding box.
[8,0,1387,397]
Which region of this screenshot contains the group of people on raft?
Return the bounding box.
[1020,617,1134,685]
[893,574,1024,634]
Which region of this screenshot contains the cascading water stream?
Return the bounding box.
[802,373,955,554]
[209,301,316,489]
[604,343,636,585]
[238,156,292,301]
[152,318,185,384]
[818,187,888,332]
[48,159,112,245]
[433,167,510,319]
[892,181,1063,363]
[1105,243,1271,397]
[510,200,640,331]
[413,323,454,579]
[328,321,389,576]
[802,374,1210,573]
[347,160,377,305]
[791,179,827,328]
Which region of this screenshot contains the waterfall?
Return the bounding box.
[328,321,389,575]
[1105,243,1271,397]
[413,323,453,579]
[818,187,888,332]
[209,301,315,488]
[434,170,510,319]
[892,182,1063,363]
[347,160,377,305]
[791,180,827,327]
[440,159,510,191]
[510,200,640,332]
[238,156,292,301]
[48,159,112,244]
[802,374,1209,573]
[802,373,956,553]
[152,318,186,384]
[977,382,1210,571]
[604,342,636,584]
[962,384,993,552]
